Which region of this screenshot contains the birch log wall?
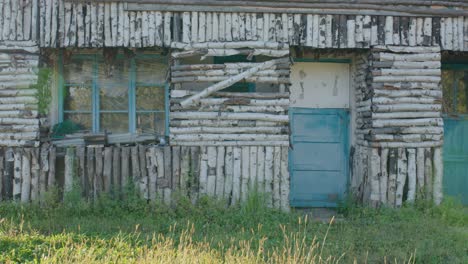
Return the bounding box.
[39,1,468,51]
[0,145,290,211]
[353,46,444,207]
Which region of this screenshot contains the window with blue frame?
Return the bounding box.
[59,53,168,135]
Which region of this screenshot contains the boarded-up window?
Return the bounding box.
[60,53,168,134]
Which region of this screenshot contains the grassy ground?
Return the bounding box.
[0,190,467,263]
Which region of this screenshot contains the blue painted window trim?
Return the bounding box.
[58,52,169,135]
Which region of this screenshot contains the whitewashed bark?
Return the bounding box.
[240,146,249,202]
[206,146,217,197]
[384,16,393,45]
[347,17,355,48]
[424,148,433,200]
[369,148,381,207]
[380,148,389,204]
[407,149,417,203]
[215,146,225,198]
[256,146,265,194]
[416,148,425,198]
[433,147,443,205]
[199,146,208,195]
[20,150,31,203]
[280,146,290,212]
[264,146,274,207]
[224,146,233,200]
[395,148,407,207]
[232,147,241,205]
[272,146,281,209]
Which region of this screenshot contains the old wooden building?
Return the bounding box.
[0,0,467,209]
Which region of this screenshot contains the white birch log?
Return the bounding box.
[64,147,74,194]
[219,12,226,41]
[170,126,287,135]
[215,146,225,198]
[212,12,219,41]
[206,12,212,42]
[199,147,208,195]
[240,146,249,202]
[312,15,319,47]
[21,150,31,203]
[387,149,397,207]
[395,148,407,207]
[407,148,417,203]
[232,147,241,205]
[273,146,281,209]
[172,134,288,142]
[424,148,433,200]
[280,146,290,212]
[433,147,443,205]
[13,150,22,201]
[264,146,274,207]
[380,148,389,204]
[206,147,217,197]
[224,146,233,200]
[416,148,425,197]
[256,146,265,194]
[182,12,190,43]
[191,11,198,43]
[232,12,240,41]
[372,118,443,128]
[372,104,442,112]
[384,16,393,45]
[445,17,453,50]
[369,148,381,207]
[171,141,289,147]
[163,12,172,46]
[155,12,163,46]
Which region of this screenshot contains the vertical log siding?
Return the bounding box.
[36,1,468,51]
[0,145,290,211]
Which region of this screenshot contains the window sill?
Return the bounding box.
[50,132,166,147]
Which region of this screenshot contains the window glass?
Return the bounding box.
[442,69,455,114]
[137,112,165,134]
[63,59,93,85]
[136,86,165,111]
[442,69,468,115]
[100,113,129,133]
[136,58,167,84]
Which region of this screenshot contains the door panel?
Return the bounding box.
[443,117,468,204]
[290,108,349,207]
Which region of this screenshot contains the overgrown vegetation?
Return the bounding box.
[34,68,52,116]
[0,189,466,263]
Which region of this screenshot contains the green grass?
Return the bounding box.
[0,191,467,263]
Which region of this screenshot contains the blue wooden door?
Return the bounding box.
[289,108,349,207]
[443,117,468,204]
[441,66,468,205]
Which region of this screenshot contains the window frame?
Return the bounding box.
[58,52,169,136]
